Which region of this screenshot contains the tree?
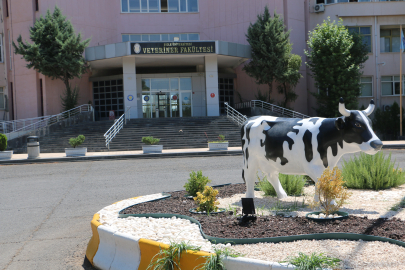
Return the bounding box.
[13,6,90,111]
[244,7,302,108]
[305,18,369,118]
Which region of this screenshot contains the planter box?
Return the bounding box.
[0,150,13,160]
[65,147,87,157]
[142,145,163,154]
[208,142,229,151]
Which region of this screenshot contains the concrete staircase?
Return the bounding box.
[35,116,241,153]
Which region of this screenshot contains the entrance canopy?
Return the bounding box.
[84,41,251,119]
[85,40,251,70]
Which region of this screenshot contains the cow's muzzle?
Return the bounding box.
[370,140,383,151]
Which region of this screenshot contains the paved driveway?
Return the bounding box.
[1,150,404,270]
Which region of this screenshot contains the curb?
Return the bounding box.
[0,150,242,165]
[87,195,297,270]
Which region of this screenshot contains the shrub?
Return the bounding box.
[313,167,351,216]
[285,252,341,270]
[0,133,7,151]
[69,135,85,148]
[142,136,160,145]
[257,173,306,196]
[147,241,200,270]
[194,186,220,213]
[342,152,405,190]
[208,134,228,143]
[184,170,211,197]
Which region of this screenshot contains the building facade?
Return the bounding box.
[0,0,404,122]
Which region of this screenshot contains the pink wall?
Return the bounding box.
[7,0,310,119]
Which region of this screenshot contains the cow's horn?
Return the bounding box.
[339,97,351,117]
[362,99,375,116]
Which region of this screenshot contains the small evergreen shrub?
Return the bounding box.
[312,167,351,216]
[257,173,306,196]
[208,134,228,143]
[142,136,160,145]
[0,133,7,151]
[69,135,85,148]
[199,246,242,270]
[285,252,341,270]
[184,170,211,197]
[194,186,220,213]
[342,152,405,190]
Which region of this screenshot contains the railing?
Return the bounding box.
[235,100,309,119]
[224,102,247,126]
[2,104,93,140]
[104,106,131,150]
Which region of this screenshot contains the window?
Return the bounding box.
[122,33,199,42]
[347,26,372,52]
[121,0,198,12]
[323,0,371,4]
[360,77,372,97]
[93,79,125,118]
[8,30,12,70]
[35,0,39,11]
[0,87,4,109]
[0,34,3,62]
[380,28,404,52]
[381,75,405,96]
[5,0,8,17]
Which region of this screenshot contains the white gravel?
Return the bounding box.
[96,185,405,268]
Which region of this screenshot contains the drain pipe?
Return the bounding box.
[375,16,380,108]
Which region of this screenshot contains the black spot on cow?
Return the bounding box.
[242,169,245,183]
[309,118,320,125]
[303,130,313,162]
[317,118,344,168]
[245,122,255,144]
[261,119,302,166]
[245,147,249,168]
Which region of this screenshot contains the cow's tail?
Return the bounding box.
[241,124,247,183]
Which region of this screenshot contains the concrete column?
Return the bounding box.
[123,57,137,119]
[205,55,219,116]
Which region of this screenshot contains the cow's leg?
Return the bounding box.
[244,164,258,198]
[266,172,287,199]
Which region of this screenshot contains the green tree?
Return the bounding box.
[13,6,90,111]
[305,18,368,117]
[244,7,302,108]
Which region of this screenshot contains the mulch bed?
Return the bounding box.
[121,184,405,242]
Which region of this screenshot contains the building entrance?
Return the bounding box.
[142,78,192,118]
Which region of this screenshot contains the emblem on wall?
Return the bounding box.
[127,95,134,101]
[144,95,150,102]
[134,43,141,54]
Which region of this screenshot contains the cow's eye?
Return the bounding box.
[355,123,362,128]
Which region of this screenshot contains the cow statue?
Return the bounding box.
[241,98,383,200]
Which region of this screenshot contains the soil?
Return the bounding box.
[121,184,405,242]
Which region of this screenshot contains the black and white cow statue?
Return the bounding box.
[241,98,383,199]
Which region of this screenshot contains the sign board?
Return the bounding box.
[131,41,216,55]
[109,110,115,120]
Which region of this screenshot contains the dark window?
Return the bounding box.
[35,0,39,11]
[39,79,44,116]
[5,0,9,17]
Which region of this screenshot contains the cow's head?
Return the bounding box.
[335,98,382,154]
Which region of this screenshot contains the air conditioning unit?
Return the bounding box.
[383,105,391,112]
[314,4,325,13]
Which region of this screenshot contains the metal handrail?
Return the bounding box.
[2,104,93,139]
[224,102,247,126]
[104,106,131,150]
[235,100,309,119]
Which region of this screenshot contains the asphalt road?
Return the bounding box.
[1,149,405,270]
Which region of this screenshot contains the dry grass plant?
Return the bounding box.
[311,167,351,216]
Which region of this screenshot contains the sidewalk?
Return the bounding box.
[1,141,404,165]
[0,147,243,165]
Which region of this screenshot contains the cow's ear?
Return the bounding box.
[335,117,345,130]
